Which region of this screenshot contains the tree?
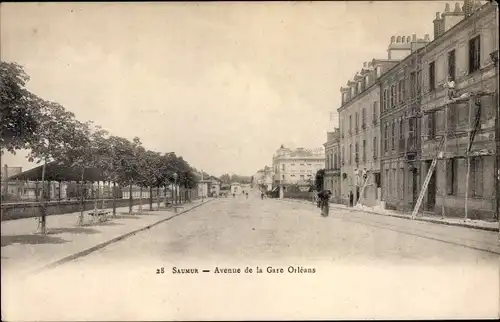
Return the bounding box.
[24,99,91,233]
[0,62,42,154]
[315,169,326,192]
[219,173,231,184]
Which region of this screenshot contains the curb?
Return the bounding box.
[30,199,213,275]
[279,198,499,232]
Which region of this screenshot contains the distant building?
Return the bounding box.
[254,166,273,191]
[230,182,242,195]
[272,145,325,189]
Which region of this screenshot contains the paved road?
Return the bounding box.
[3,193,499,320]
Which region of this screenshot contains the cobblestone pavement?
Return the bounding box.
[3,193,498,320]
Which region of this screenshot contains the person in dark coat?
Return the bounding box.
[349,191,354,207]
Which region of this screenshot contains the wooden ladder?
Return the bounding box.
[411,136,446,219]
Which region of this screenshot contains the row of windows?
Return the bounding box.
[382,157,484,200]
[340,137,379,165]
[341,102,379,136]
[379,35,481,113]
[428,36,480,92]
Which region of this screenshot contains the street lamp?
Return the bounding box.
[172,172,178,205]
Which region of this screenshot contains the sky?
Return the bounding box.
[1,1,450,177]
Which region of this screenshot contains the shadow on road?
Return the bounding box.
[47,227,100,235]
[1,234,68,247]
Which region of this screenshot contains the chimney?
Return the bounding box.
[433,12,444,39]
[444,3,450,12]
[412,33,417,41]
[463,0,474,17]
[424,34,430,41]
[442,2,465,33]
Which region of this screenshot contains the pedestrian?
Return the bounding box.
[245,192,248,199]
[318,190,332,217]
[349,191,353,207]
[233,193,235,198]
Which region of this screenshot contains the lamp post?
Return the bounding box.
[172,172,178,206]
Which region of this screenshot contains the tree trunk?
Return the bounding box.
[157,186,160,209]
[112,181,117,216]
[149,186,153,211]
[38,159,47,235]
[163,184,167,208]
[77,168,85,226]
[139,186,143,213]
[129,184,133,215]
[93,181,98,214]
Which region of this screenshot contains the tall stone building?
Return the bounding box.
[419,0,498,219]
[338,53,400,206]
[323,128,341,203]
[379,34,431,211]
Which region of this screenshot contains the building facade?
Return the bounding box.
[379,35,430,211]
[272,145,325,188]
[419,0,498,219]
[323,129,342,203]
[254,166,273,191]
[338,56,400,207]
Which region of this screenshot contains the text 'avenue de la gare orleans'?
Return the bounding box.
[162,266,317,275]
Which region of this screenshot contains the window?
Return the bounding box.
[399,117,404,140]
[446,158,458,195]
[355,112,359,132]
[349,115,352,133]
[282,175,285,180]
[282,164,285,171]
[326,155,330,169]
[398,79,405,103]
[427,113,436,139]
[384,123,389,151]
[410,72,416,97]
[300,175,305,180]
[362,140,366,162]
[342,147,345,163]
[361,108,366,127]
[469,35,481,74]
[373,136,378,158]
[448,49,456,81]
[408,118,415,150]
[416,70,422,94]
[383,89,388,112]
[355,143,359,163]
[470,157,483,197]
[429,61,436,91]
[373,101,378,123]
[390,85,396,108]
[391,120,396,150]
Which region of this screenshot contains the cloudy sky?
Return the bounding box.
[1,1,448,176]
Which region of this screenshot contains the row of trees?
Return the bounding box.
[219,173,252,184]
[1,62,199,233]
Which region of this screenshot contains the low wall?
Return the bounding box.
[0,197,184,221]
[284,191,312,201]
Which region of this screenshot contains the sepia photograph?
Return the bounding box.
[1,0,499,320]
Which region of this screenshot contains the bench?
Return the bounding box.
[88,210,111,224]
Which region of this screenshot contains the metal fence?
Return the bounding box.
[0,179,185,204]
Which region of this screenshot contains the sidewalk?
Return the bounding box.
[281,198,499,232]
[1,199,212,276]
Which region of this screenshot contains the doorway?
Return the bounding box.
[425,160,436,211]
